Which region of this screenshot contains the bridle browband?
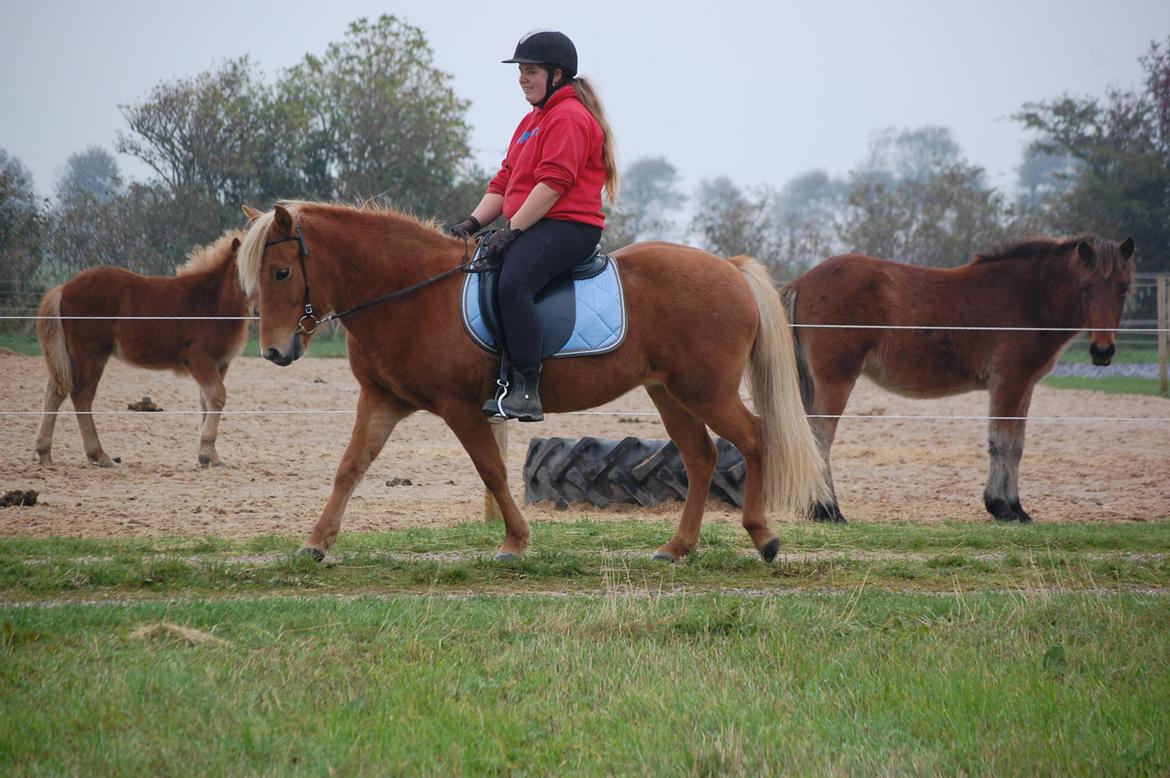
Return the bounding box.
[264,222,478,335]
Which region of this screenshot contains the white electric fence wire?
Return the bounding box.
[1,315,1167,333]
[2,410,1168,423]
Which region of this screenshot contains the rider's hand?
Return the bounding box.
[448,215,481,239]
[484,227,522,258]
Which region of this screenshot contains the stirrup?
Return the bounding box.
[482,376,510,424]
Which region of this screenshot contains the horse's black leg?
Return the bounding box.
[807,424,847,523]
[986,383,1034,523]
[810,500,847,523]
[1009,500,1034,524]
[984,492,1021,522]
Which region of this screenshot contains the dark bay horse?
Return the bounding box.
[237,201,827,561]
[782,235,1135,523]
[35,231,250,467]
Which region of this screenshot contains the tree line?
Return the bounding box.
[621,37,1169,279]
[1,18,1167,326]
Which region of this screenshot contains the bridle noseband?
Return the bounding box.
[264,224,319,334]
[264,221,479,335]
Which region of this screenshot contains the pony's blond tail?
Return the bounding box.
[37,286,72,396]
[733,256,828,515]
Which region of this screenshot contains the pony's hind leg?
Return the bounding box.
[645,384,718,562]
[70,359,114,467]
[303,388,407,559]
[681,388,780,562]
[807,384,853,523]
[34,383,67,465]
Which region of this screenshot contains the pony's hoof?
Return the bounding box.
[652,551,677,563]
[297,546,325,563]
[1016,512,1034,524]
[810,501,847,523]
[36,452,52,466]
[494,551,521,562]
[759,538,781,563]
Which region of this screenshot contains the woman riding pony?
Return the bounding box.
[450,29,618,423]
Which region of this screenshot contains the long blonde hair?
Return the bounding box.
[572,77,619,204]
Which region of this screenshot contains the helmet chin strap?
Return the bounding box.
[534,68,570,108]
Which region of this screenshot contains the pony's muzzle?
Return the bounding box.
[1089,341,1115,366]
[264,334,303,366]
[264,347,294,366]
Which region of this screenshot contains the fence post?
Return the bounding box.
[484,421,509,522]
[1158,275,1168,398]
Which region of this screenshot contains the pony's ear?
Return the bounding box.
[1119,237,1135,260]
[1076,240,1095,265]
[241,205,263,223]
[273,204,294,234]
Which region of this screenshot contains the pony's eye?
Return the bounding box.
[275,267,291,282]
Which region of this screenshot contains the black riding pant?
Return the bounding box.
[497,218,602,371]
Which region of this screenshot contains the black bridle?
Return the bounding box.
[264,223,478,335]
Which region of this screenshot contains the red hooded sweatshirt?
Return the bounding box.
[487,84,606,228]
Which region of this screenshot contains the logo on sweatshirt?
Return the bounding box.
[517,127,541,145]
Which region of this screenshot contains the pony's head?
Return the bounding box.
[238,203,318,366]
[1071,236,1135,366]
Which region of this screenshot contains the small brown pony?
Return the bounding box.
[35,230,250,467]
[237,201,827,561]
[782,235,1135,524]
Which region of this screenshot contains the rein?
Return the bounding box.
[265,224,478,335]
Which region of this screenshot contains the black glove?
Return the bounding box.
[484,227,522,258]
[448,215,481,239]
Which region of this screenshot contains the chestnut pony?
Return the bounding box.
[782,235,1135,524]
[35,231,249,467]
[238,201,826,561]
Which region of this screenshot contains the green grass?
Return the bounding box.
[4,520,1170,600]
[4,520,1170,774]
[1059,341,1162,364]
[242,330,349,358]
[0,331,350,359]
[3,591,1168,775]
[0,332,39,356]
[1043,374,1165,396]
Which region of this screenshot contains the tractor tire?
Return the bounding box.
[522,436,746,509]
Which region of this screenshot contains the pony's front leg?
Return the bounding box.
[441,403,530,560]
[302,389,407,560]
[984,384,1033,523]
[191,362,228,467]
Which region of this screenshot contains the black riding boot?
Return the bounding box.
[483,364,544,423]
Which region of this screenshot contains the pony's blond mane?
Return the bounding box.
[238,207,285,296]
[176,229,245,277]
[237,200,454,296]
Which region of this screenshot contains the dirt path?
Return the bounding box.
[2,353,1166,539]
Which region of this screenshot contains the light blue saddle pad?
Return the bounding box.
[461,260,627,358]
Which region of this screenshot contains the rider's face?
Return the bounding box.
[518,64,559,105]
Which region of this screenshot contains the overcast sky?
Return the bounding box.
[3,0,1168,202]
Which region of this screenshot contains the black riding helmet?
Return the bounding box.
[503,30,577,107]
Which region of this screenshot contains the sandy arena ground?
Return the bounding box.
[1,351,1167,540]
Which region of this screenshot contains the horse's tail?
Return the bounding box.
[733,257,828,515]
[37,286,73,396]
[780,285,815,411]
